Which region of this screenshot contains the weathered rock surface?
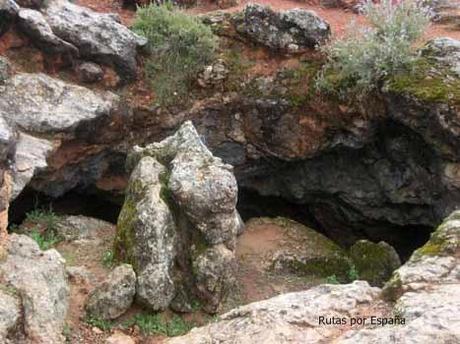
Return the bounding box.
[349,240,401,287]
[255,217,353,282]
[86,264,136,320]
[0,287,21,342]
[76,62,104,84]
[54,215,114,241]
[0,234,69,344]
[12,133,53,199]
[0,0,19,38]
[235,4,330,51]
[338,210,460,343]
[18,8,78,55]
[167,281,382,343]
[0,73,118,134]
[0,56,12,84]
[44,0,146,82]
[116,121,242,313]
[116,156,177,311]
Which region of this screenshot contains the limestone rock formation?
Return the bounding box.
[235,4,330,52]
[0,72,120,198]
[86,264,136,320]
[76,62,104,84]
[0,73,118,134]
[349,240,401,287]
[44,0,147,82]
[0,234,69,344]
[167,281,382,343]
[17,8,78,55]
[116,121,243,313]
[254,217,354,282]
[0,287,21,342]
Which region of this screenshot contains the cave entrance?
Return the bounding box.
[8,187,122,227]
[237,187,433,262]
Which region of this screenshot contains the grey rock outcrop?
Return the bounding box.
[43,0,147,82]
[12,133,53,199]
[116,121,243,313]
[18,8,78,55]
[0,234,69,344]
[0,288,21,342]
[86,264,136,320]
[0,73,118,135]
[167,281,382,343]
[235,4,330,52]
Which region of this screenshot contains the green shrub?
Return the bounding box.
[132,3,217,105]
[101,249,115,268]
[123,313,194,336]
[316,0,431,99]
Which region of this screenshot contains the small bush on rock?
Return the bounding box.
[316,0,431,99]
[132,3,217,105]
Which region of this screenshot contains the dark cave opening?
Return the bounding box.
[9,187,122,227]
[237,187,434,262]
[8,185,433,263]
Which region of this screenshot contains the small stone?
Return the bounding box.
[77,62,104,84]
[105,331,135,344]
[85,264,136,320]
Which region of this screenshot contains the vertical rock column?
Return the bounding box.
[115,121,243,313]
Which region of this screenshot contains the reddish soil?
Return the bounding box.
[75,0,460,40]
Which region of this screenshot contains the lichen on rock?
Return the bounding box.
[115,121,243,313]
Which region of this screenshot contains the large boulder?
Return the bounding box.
[349,240,401,287]
[116,121,243,313]
[17,8,78,55]
[235,4,330,52]
[12,133,53,199]
[43,0,147,82]
[116,156,177,311]
[167,281,381,343]
[0,234,69,344]
[0,73,118,135]
[85,264,136,320]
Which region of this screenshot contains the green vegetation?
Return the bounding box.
[132,3,217,106]
[325,274,339,284]
[123,313,194,337]
[316,0,431,99]
[85,315,114,331]
[347,264,359,281]
[385,58,460,105]
[30,229,60,251]
[21,207,62,250]
[101,249,115,268]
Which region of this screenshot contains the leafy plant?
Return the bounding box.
[316,0,432,99]
[347,264,359,281]
[85,315,114,331]
[24,207,61,250]
[30,229,60,251]
[325,274,339,284]
[123,313,194,336]
[132,3,217,106]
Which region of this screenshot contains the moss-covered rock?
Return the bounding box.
[349,240,401,287]
[257,217,354,283]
